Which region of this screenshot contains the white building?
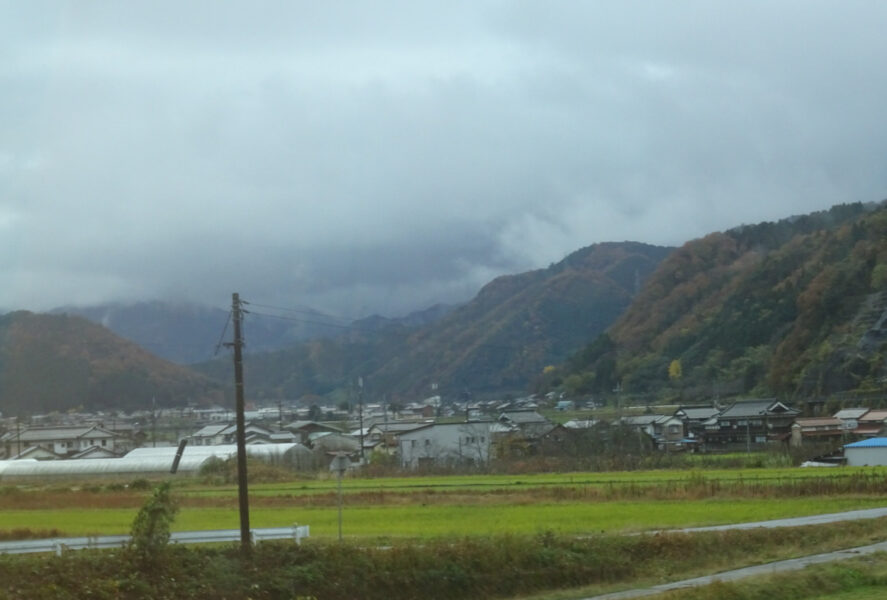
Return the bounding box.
[845,437,887,466]
[397,422,492,469]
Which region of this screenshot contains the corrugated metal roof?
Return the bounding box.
[845,437,887,448]
[834,408,870,419]
[859,410,887,422]
[795,417,842,427]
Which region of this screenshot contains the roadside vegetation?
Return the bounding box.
[3,519,887,600]
[640,553,887,600]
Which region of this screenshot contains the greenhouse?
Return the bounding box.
[126,443,317,469]
[0,455,213,481]
[0,442,317,481]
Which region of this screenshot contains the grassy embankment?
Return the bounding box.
[3,519,887,599]
[596,553,887,600]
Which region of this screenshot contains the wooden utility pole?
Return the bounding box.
[229,293,251,553]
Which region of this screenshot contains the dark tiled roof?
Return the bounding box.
[719,399,798,418]
[675,406,719,420]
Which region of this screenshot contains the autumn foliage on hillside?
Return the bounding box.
[0,312,225,414]
[197,242,672,401]
[556,201,887,403]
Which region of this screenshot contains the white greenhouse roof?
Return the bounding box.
[0,443,311,481]
[125,443,308,461]
[0,455,213,480]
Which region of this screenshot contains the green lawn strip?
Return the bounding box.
[178,466,887,498]
[4,497,886,539]
[277,497,887,539]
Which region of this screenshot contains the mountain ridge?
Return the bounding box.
[194,241,673,401]
[553,201,887,404]
[0,311,225,415]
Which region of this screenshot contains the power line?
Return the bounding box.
[245,309,359,331]
[245,307,408,335]
[244,305,524,352]
[213,310,233,356]
[246,301,353,323]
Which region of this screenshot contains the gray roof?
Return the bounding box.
[367,422,427,434]
[834,408,870,420]
[719,399,798,419]
[499,411,549,425]
[675,406,720,420]
[622,415,666,426]
[284,420,343,433]
[0,426,116,443]
[191,424,228,437]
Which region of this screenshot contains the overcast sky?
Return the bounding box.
[3,1,887,318]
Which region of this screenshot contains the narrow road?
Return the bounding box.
[584,540,887,599]
[673,506,887,532]
[580,507,887,599]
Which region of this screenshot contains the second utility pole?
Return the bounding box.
[231,292,251,554]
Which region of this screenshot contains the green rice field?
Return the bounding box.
[2,489,887,539]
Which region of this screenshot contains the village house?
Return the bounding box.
[0,425,123,459]
[364,422,427,455]
[309,431,361,457]
[833,408,869,432]
[495,411,558,456]
[397,421,493,469]
[188,422,277,446]
[702,399,800,448]
[789,417,845,447]
[673,405,719,441]
[283,420,344,445]
[853,409,887,437]
[621,415,685,450]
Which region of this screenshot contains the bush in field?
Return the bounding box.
[198,455,231,484]
[129,481,178,564]
[199,455,298,485]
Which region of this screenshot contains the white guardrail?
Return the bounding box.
[0,525,310,556]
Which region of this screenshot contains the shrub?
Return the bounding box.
[129,481,178,564]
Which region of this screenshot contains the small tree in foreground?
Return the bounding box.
[129,481,178,564]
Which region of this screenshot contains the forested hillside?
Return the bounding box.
[551,202,887,403]
[0,312,225,414]
[197,242,672,401]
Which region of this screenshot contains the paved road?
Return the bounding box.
[672,506,887,532]
[581,507,887,599]
[584,541,887,599]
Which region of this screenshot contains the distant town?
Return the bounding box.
[3,391,887,480]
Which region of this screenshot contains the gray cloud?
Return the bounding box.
[2,1,887,317]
